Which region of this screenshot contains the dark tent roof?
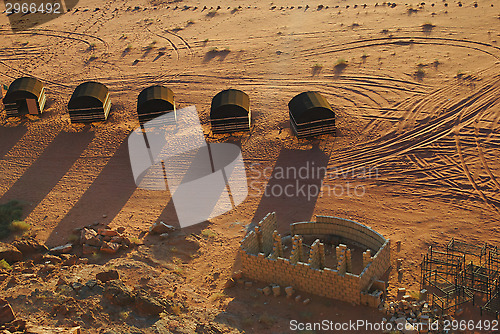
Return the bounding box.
[137,85,174,115]
[288,91,335,124]
[3,77,44,103]
[210,89,249,119]
[68,82,109,109]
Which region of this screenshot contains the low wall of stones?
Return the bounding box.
[239,213,390,306]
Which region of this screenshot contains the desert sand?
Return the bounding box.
[1,0,500,332]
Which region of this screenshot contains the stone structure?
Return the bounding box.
[240,212,390,307]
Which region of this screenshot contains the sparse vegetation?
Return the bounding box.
[125,44,133,52]
[415,67,425,79]
[9,220,30,233]
[187,19,195,25]
[210,292,228,302]
[335,58,348,70]
[313,63,323,69]
[206,10,217,17]
[146,41,158,50]
[0,259,12,270]
[201,229,218,238]
[422,22,436,33]
[0,200,23,239]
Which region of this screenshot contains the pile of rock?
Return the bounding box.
[380,294,443,333]
[73,225,136,255]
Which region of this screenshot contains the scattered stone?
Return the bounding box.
[82,244,98,255]
[303,298,311,305]
[134,291,164,316]
[397,287,406,294]
[159,233,169,239]
[96,269,119,283]
[117,227,126,234]
[262,286,271,296]
[295,295,302,302]
[25,324,81,334]
[223,279,235,289]
[100,242,120,254]
[49,244,72,255]
[149,222,176,234]
[103,280,135,306]
[244,281,252,288]
[42,254,62,265]
[0,242,23,263]
[455,308,464,316]
[56,277,68,286]
[77,258,88,264]
[98,228,118,237]
[272,285,280,297]
[285,286,295,298]
[0,299,15,325]
[232,271,242,280]
[12,237,48,255]
[71,282,84,291]
[80,228,97,245]
[61,254,78,266]
[85,236,103,247]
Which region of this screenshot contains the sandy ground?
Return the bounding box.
[1,0,500,332]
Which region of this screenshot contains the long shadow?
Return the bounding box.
[251,146,329,231]
[156,141,244,228]
[0,131,94,216]
[46,138,137,245]
[0,126,28,159]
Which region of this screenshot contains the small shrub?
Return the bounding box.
[313,63,323,69]
[206,10,217,17]
[187,19,195,25]
[334,58,348,70]
[201,229,218,238]
[171,303,182,315]
[422,22,435,29]
[146,41,157,50]
[415,68,425,79]
[210,292,228,301]
[125,44,133,52]
[0,259,12,270]
[9,220,30,233]
[0,200,23,239]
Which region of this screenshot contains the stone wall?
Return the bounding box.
[239,213,391,306]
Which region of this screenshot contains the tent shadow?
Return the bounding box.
[45,138,137,246]
[0,126,28,160]
[250,145,329,233]
[0,130,95,219]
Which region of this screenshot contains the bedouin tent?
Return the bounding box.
[288,91,336,138]
[2,77,46,117]
[137,85,176,124]
[68,82,111,123]
[210,89,251,133]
